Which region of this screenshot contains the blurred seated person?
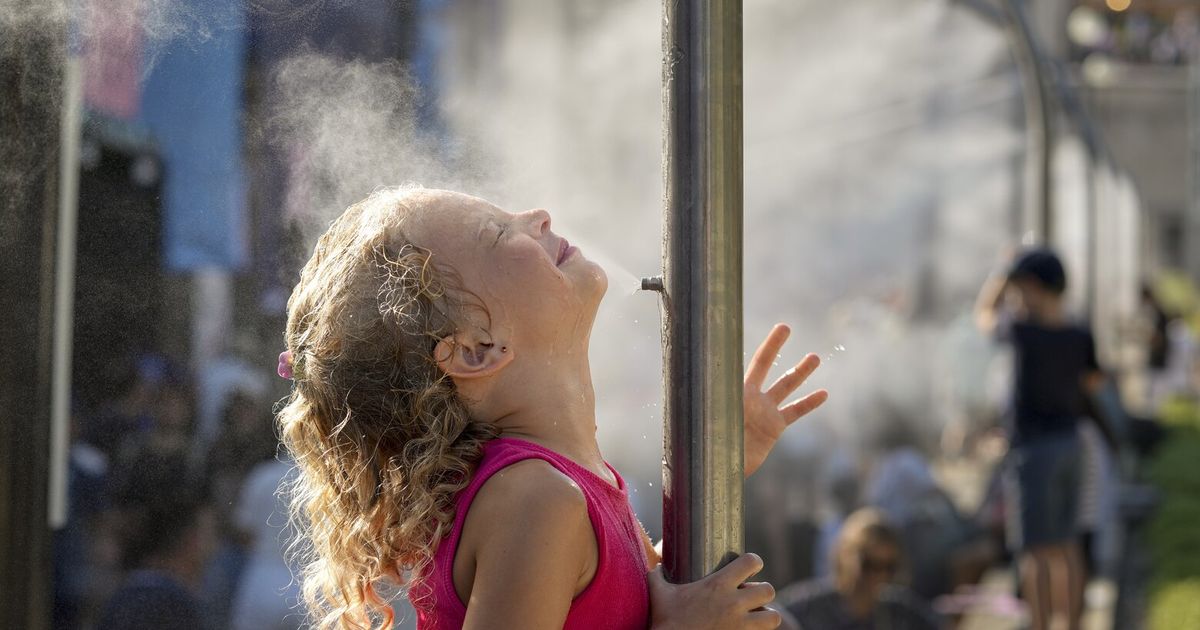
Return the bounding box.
[866,447,1000,600]
[779,508,943,630]
[96,479,217,630]
[228,456,303,630]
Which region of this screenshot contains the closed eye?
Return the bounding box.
[492,223,506,248]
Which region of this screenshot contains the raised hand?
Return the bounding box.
[743,323,829,478]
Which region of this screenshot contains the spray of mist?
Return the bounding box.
[7,0,1033,549]
[405,0,1028,547]
[268,52,468,235]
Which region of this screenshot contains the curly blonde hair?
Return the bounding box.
[277,188,497,629]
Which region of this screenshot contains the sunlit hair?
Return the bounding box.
[832,507,903,592]
[277,187,498,629]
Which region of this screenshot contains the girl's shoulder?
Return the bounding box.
[457,439,597,558]
[469,457,590,525]
[451,457,597,616]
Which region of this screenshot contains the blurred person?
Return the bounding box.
[205,390,278,513]
[779,508,942,630]
[276,188,829,629]
[85,354,169,460]
[975,248,1103,630]
[54,405,121,629]
[194,334,270,460]
[1075,420,1118,580]
[813,451,860,579]
[149,379,196,455]
[864,446,999,602]
[1141,283,1173,408]
[1172,8,1200,61]
[1161,316,1198,403]
[201,390,280,628]
[104,376,201,590]
[747,447,801,587]
[105,357,196,483]
[228,456,303,630]
[96,478,218,630]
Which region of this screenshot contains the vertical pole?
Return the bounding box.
[49,53,83,530]
[1001,0,1054,244]
[660,0,744,582]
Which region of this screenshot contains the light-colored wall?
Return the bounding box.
[1079,64,1191,275]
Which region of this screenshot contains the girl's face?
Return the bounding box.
[404,191,608,354]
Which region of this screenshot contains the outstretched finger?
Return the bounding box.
[745,324,790,390]
[765,354,820,404]
[781,389,830,424]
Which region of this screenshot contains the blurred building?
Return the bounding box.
[1036,0,1200,281]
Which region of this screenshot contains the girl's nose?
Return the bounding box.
[520,209,551,236]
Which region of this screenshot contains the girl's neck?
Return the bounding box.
[480,351,608,476]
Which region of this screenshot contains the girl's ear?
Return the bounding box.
[434,333,514,380]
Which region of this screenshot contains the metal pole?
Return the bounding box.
[1000,0,1054,244]
[49,52,83,530]
[659,0,744,582]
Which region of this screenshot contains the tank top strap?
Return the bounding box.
[483,437,626,493]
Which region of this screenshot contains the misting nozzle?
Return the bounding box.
[641,276,664,292]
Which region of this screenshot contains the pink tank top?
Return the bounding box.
[414,437,651,629]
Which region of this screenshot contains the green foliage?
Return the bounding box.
[1147,398,1200,630]
[1148,580,1200,630]
[1157,397,1200,431]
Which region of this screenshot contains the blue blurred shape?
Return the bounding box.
[138,0,247,271]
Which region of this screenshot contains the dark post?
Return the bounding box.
[0,3,65,628]
[1000,0,1054,243]
[660,0,744,582]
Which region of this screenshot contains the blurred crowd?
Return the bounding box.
[1070,7,1200,66]
[53,352,300,630]
[51,263,1200,630]
[753,260,1200,630]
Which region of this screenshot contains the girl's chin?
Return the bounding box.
[571,259,608,294]
[594,265,609,292]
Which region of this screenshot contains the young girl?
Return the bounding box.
[277,187,829,629]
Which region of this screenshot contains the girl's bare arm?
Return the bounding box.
[461,461,594,630]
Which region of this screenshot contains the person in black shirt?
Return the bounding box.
[975,248,1102,630]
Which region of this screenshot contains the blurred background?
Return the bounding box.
[3,0,1200,628]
